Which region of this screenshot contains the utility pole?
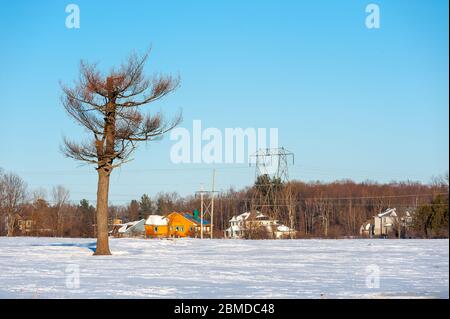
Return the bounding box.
[211,169,216,239]
[195,170,219,239]
[200,184,204,239]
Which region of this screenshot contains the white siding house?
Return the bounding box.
[225,211,296,239]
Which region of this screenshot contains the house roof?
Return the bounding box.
[181,212,211,226]
[377,208,397,218]
[235,211,256,221]
[231,211,278,222]
[118,219,145,233]
[145,215,169,226]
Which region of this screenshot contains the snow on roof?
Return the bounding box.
[236,212,251,221]
[230,211,273,222]
[118,219,145,233]
[377,208,397,218]
[235,211,263,221]
[145,215,169,226]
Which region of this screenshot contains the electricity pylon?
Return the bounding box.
[250,147,296,238]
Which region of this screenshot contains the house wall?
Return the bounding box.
[145,225,169,238]
[167,213,196,238]
[374,216,396,236]
[144,213,211,238]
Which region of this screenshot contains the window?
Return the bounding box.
[154,226,158,232]
[181,226,184,232]
[190,226,193,231]
[175,226,179,231]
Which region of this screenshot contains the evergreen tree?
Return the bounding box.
[139,194,153,219]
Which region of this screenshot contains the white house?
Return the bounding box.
[360,208,414,238]
[374,208,398,236]
[225,211,296,239]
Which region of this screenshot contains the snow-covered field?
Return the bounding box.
[0,237,448,299]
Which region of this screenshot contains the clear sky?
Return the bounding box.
[0,0,448,204]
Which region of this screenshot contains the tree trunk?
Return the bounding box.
[94,169,111,255]
[7,212,15,237]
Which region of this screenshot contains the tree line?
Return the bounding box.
[1,167,447,238]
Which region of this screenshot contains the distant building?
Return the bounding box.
[145,215,169,238]
[111,219,146,238]
[144,212,211,238]
[359,221,374,238]
[167,211,211,238]
[374,208,398,237]
[360,208,414,238]
[225,211,296,239]
[3,213,53,236]
[15,214,35,235]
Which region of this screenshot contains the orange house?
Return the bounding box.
[145,215,170,238]
[167,212,211,238]
[145,212,211,238]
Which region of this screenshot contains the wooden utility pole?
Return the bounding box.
[211,169,216,239]
[200,184,204,239]
[195,170,219,239]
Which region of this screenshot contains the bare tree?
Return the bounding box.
[431,172,449,188]
[52,185,70,237]
[61,51,181,255]
[0,168,4,235]
[32,187,47,203]
[0,172,27,236]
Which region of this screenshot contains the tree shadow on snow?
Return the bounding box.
[32,242,97,252]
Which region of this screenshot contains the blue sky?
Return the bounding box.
[0,0,448,204]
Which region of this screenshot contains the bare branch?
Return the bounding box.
[60,51,181,173]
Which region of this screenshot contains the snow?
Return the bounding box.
[236,212,251,221]
[145,215,169,226]
[118,219,145,234]
[227,225,242,231]
[378,208,397,218]
[276,225,291,232]
[0,237,448,299]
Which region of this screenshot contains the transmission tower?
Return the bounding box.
[250,147,296,238]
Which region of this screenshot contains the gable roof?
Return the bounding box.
[166,211,211,226]
[181,212,211,225]
[232,211,275,222]
[145,215,169,226]
[118,219,145,233]
[377,208,397,218]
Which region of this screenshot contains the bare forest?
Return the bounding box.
[1,168,448,239]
